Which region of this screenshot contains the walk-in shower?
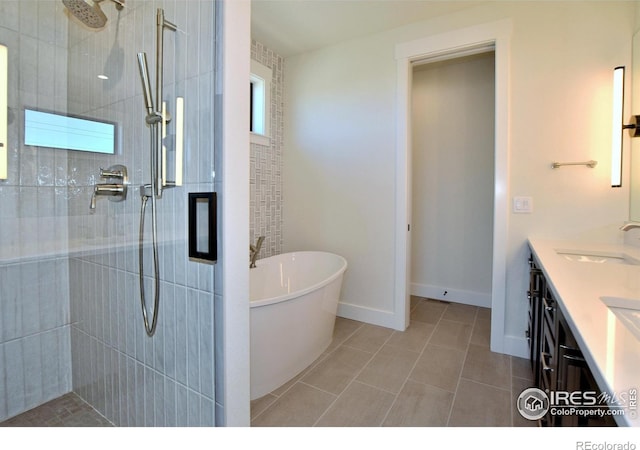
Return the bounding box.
[0,0,217,426]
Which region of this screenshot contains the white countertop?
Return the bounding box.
[528,238,640,427]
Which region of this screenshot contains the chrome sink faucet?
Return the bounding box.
[250,236,265,268]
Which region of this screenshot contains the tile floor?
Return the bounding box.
[0,393,113,427]
[1,297,536,428]
[251,296,537,427]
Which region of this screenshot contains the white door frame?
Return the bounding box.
[394,19,512,353]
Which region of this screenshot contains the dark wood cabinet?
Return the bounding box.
[527,255,544,388]
[527,252,617,427]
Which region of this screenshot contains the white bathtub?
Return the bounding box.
[249,251,348,400]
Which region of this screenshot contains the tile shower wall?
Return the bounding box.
[0,1,72,422]
[0,0,219,426]
[65,0,218,426]
[250,40,283,258]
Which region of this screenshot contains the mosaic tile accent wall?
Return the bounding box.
[250,41,283,259]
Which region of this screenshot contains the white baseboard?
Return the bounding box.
[337,302,402,331]
[501,334,529,359]
[411,283,492,308]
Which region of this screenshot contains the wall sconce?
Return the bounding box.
[612,66,640,188]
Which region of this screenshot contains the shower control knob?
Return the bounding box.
[100,167,125,179]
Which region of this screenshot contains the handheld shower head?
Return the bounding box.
[62,0,125,29]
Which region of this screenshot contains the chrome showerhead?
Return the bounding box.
[62,0,124,29]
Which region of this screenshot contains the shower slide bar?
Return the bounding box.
[136,8,178,337]
[137,8,178,200]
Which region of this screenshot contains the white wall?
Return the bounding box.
[410,53,495,308]
[283,2,634,352]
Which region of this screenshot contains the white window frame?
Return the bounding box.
[250,59,272,146]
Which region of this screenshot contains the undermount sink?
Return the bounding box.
[600,296,640,341]
[555,249,640,265]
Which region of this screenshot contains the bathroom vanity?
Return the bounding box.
[527,238,640,427]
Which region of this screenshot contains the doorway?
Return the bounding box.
[394,19,511,354]
[410,52,495,308]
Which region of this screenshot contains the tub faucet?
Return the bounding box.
[250,236,265,268]
[620,222,640,231]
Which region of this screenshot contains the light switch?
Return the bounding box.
[513,196,533,213]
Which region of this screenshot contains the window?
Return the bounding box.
[24,108,116,154]
[250,60,272,146]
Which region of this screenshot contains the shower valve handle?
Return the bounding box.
[100,167,125,179]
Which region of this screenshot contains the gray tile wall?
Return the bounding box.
[250,40,283,259]
[66,0,218,427]
[0,1,72,422]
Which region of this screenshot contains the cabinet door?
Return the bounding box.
[554,313,617,427]
[527,255,544,386]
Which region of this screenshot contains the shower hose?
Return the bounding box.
[138,129,161,337]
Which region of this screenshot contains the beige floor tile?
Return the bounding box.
[329,317,364,351]
[429,319,472,351]
[383,380,454,427]
[343,323,393,353]
[386,320,435,353]
[268,350,331,397]
[356,344,420,393]
[410,295,424,310]
[477,307,491,321]
[410,300,447,324]
[301,345,373,395]
[448,379,512,426]
[470,317,491,347]
[511,355,533,381]
[251,382,336,427]
[442,303,478,324]
[511,376,538,427]
[250,393,278,420]
[316,381,395,426]
[409,344,466,392]
[461,344,511,389]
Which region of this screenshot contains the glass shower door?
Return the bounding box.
[0,0,218,427]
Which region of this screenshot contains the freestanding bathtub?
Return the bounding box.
[249,251,348,400]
